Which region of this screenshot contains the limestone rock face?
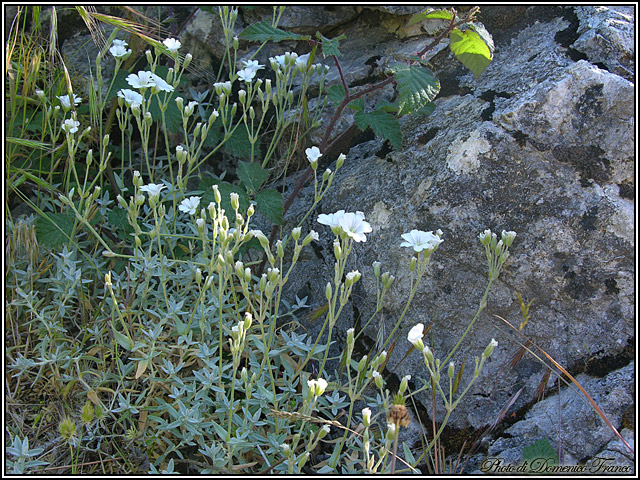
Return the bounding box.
[277,6,635,435]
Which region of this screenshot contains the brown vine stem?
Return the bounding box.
[258,7,479,275]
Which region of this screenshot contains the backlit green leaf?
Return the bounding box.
[449,23,494,78]
[408,9,454,26]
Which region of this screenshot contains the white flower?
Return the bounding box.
[139,183,166,197]
[400,229,443,252]
[163,37,181,53]
[109,44,131,59]
[150,73,174,93]
[213,81,232,95]
[237,67,256,83]
[62,118,79,133]
[179,196,201,215]
[126,70,156,89]
[407,323,424,347]
[112,39,128,47]
[184,101,198,116]
[295,53,311,70]
[57,94,82,110]
[242,59,265,73]
[237,59,264,83]
[305,146,322,165]
[339,211,372,243]
[117,88,144,107]
[307,378,328,397]
[317,210,346,229]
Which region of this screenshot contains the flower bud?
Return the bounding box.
[409,256,417,272]
[336,153,346,170]
[357,354,368,374]
[302,230,318,246]
[145,49,153,65]
[399,375,411,395]
[372,370,384,389]
[291,227,302,242]
[195,268,202,284]
[362,407,372,428]
[448,361,455,379]
[212,185,221,204]
[423,345,434,364]
[244,267,252,283]
[482,338,498,359]
[325,282,332,302]
[175,96,184,112]
[238,89,246,104]
[230,192,239,211]
[346,327,355,348]
[385,423,397,441]
[183,53,192,69]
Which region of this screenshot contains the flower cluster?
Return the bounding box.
[317,210,372,243]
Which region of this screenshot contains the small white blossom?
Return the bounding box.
[112,39,128,47]
[150,73,174,93]
[307,378,328,397]
[139,183,166,197]
[339,211,372,243]
[317,210,346,230]
[163,37,181,53]
[237,68,256,83]
[305,146,322,165]
[126,71,156,90]
[179,196,201,215]
[62,118,80,133]
[295,53,311,70]
[57,94,82,110]
[407,323,424,347]
[109,44,131,59]
[117,88,144,107]
[400,229,443,252]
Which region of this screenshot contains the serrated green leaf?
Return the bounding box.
[347,98,364,112]
[317,32,346,57]
[255,188,283,225]
[107,207,134,241]
[391,63,440,115]
[354,110,403,150]
[239,21,310,42]
[408,9,454,26]
[449,24,494,78]
[416,102,436,117]
[224,126,260,159]
[327,84,346,104]
[375,100,399,113]
[237,161,270,192]
[35,212,75,248]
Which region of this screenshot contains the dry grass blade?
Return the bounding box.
[493,314,634,456]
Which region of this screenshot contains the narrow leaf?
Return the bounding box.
[239,21,310,42]
[354,110,403,149]
[390,63,440,115]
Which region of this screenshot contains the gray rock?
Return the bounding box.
[278,7,634,434]
[497,362,634,462]
[573,6,635,81]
